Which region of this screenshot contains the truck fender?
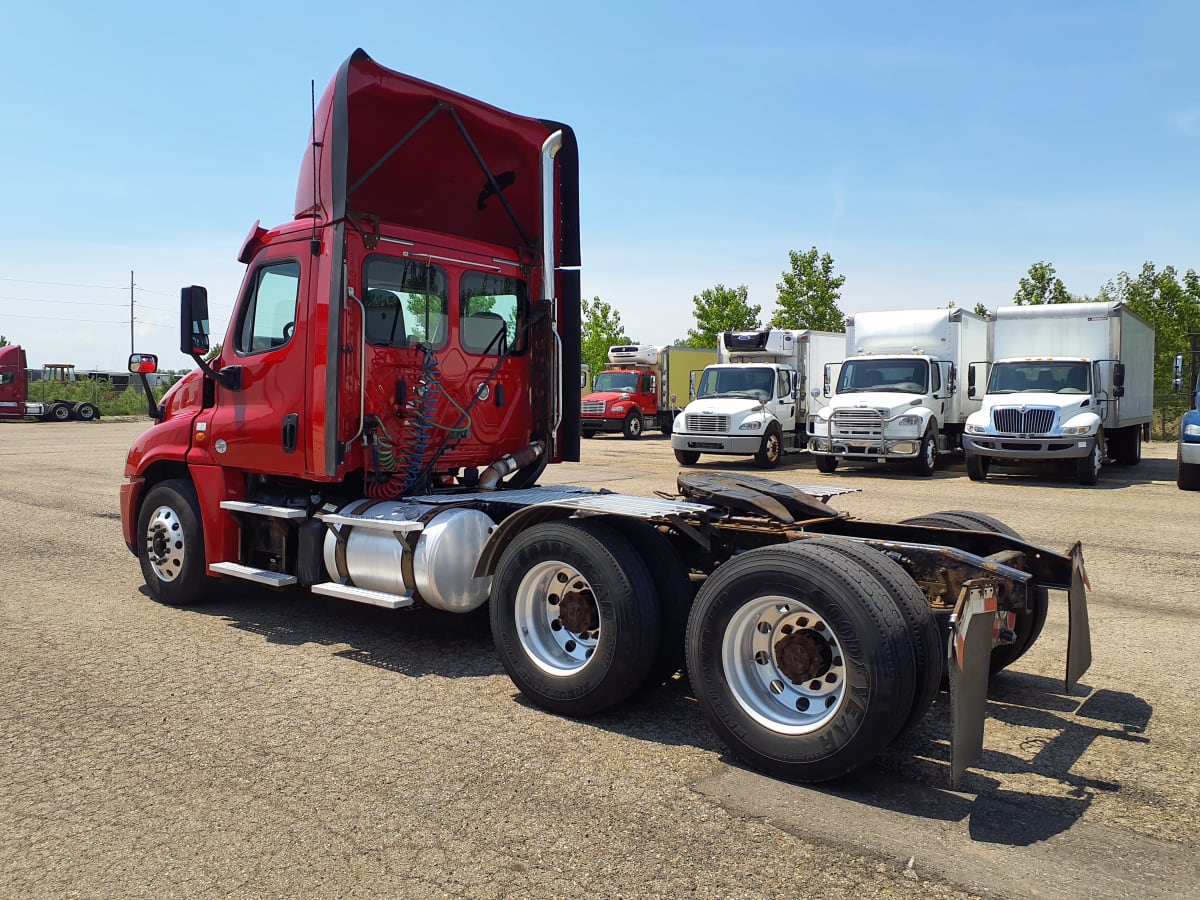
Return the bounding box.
[472,505,575,578]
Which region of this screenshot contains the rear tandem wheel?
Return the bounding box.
[685,541,919,782]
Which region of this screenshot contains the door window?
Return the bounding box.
[235,261,301,355]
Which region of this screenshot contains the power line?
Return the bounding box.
[0,311,128,325]
[0,275,128,291]
[0,294,129,308]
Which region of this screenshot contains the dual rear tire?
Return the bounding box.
[684,540,940,782]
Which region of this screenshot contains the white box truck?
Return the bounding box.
[808,308,988,475]
[962,301,1154,485]
[670,329,844,468]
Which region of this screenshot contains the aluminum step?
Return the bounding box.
[311,582,414,610]
[209,562,298,587]
[220,500,308,519]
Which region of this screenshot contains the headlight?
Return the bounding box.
[896,415,920,427]
[1184,423,1200,438]
[965,422,986,434]
[1061,425,1091,436]
[611,404,627,413]
[738,420,763,431]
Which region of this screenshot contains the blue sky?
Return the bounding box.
[0,1,1196,371]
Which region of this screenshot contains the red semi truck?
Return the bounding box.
[0,345,100,422]
[120,50,1091,784]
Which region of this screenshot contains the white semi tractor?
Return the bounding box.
[808,308,989,476]
[962,302,1154,485]
[670,329,844,468]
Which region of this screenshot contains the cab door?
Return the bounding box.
[200,248,311,478]
[775,368,798,432]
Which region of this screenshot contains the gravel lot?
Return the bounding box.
[2,420,1197,898]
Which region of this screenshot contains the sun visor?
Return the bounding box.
[295,49,579,268]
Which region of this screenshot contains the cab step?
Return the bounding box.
[311,582,414,609]
[220,500,308,519]
[209,562,298,587]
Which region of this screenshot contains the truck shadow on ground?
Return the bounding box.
[173,581,1152,847]
[956,456,1177,489]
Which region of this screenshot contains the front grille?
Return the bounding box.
[684,414,730,433]
[993,407,1055,435]
[580,401,606,415]
[831,408,883,437]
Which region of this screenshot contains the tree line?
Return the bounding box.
[581,253,1200,401]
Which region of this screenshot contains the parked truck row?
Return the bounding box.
[120,49,1091,787]
[606,301,1155,487]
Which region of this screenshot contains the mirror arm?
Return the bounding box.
[192,353,243,391]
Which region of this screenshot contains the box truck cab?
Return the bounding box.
[962,302,1154,486]
[579,344,715,439]
[670,329,842,468]
[808,308,987,476]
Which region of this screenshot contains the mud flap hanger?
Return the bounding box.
[949,542,1091,785]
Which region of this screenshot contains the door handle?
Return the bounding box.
[282,413,298,454]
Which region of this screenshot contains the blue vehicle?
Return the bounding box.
[1177,351,1200,491]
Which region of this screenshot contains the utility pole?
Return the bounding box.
[130,270,135,356]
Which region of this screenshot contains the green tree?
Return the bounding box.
[0,335,8,347]
[581,296,633,378]
[1102,263,1200,396]
[684,284,761,348]
[973,302,989,317]
[1014,261,1070,305]
[770,247,846,332]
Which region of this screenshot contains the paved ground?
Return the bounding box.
[1,420,1196,898]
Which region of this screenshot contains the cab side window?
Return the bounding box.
[460,272,527,355]
[364,256,448,348]
[236,260,300,355]
[777,370,790,399]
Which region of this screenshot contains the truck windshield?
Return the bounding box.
[593,372,640,393]
[836,359,928,394]
[695,367,775,401]
[987,361,1090,394]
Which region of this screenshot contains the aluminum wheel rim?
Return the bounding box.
[722,594,847,734]
[765,433,781,461]
[923,436,936,469]
[514,560,599,677]
[144,504,186,582]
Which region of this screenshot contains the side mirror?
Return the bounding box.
[1174,354,1184,392]
[947,363,957,396]
[128,353,158,375]
[180,285,211,356]
[823,363,832,397]
[1113,362,1126,398]
[967,364,977,398]
[128,353,162,421]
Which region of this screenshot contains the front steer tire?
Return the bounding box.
[490,519,661,717]
[685,542,917,783]
[754,424,783,469]
[137,479,214,606]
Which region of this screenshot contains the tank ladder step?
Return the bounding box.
[315,511,424,533]
[311,582,414,610]
[209,562,298,587]
[220,500,308,519]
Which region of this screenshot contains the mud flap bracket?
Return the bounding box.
[948,579,997,786]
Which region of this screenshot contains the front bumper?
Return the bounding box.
[1179,440,1200,466]
[807,434,921,459]
[671,432,762,454]
[580,416,626,434]
[962,433,1096,460]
